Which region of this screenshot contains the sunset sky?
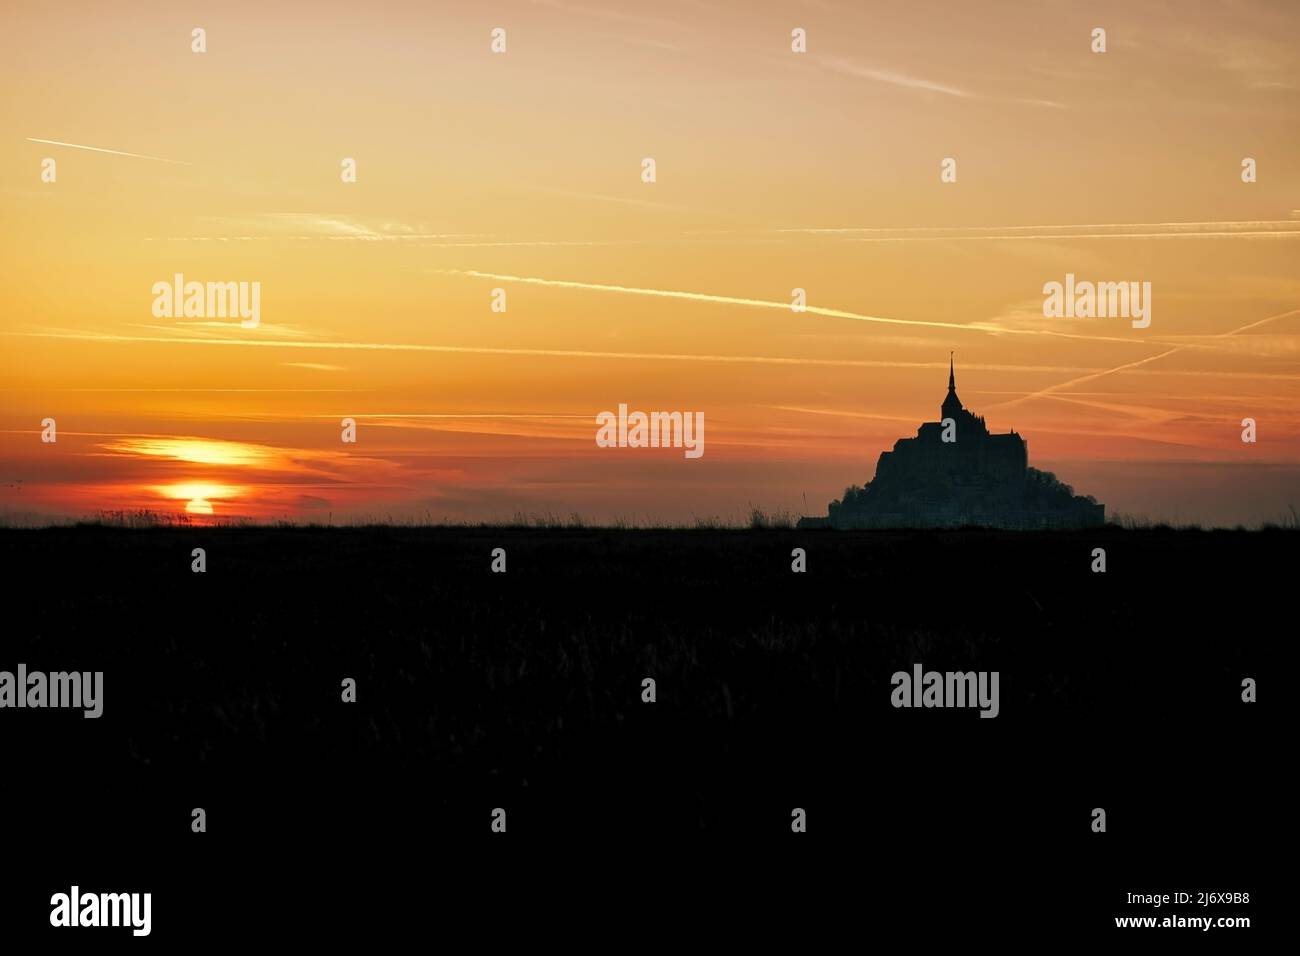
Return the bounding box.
[2,0,1298,526]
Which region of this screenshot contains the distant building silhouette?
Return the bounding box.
[800,356,1104,529]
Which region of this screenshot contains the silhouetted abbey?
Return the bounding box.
[799,358,1104,529]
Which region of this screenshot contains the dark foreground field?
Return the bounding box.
[0,526,1282,941]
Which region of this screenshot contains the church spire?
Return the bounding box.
[941,351,963,419]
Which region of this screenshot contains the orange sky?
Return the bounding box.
[2,0,1298,526]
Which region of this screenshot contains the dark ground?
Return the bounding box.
[0,526,1282,943]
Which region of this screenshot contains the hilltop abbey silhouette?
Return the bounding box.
[800,357,1104,529]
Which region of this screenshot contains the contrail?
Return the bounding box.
[437,269,1149,346]
[25,138,190,165]
[844,231,1300,242]
[13,330,1295,382]
[764,220,1300,243]
[0,330,1106,373]
[674,220,1300,242]
[18,328,1298,385]
[772,220,1300,235]
[989,306,1300,409]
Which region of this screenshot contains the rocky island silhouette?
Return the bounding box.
[800,357,1104,529]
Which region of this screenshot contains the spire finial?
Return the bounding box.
[948,351,955,391]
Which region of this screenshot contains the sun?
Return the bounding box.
[156,482,242,516]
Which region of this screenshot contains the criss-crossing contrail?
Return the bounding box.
[989,306,1300,409]
[26,138,190,165]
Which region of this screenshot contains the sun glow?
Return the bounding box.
[104,438,272,468]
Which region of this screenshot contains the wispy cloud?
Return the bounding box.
[817,57,1067,109]
[96,435,398,483]
[99,437,274,467]
[528,186,708,214]
[819,57,970,98]
[1168,28,1299,92]
[152,322,318,339]
[767,405,924,427]
[529,0,684,31]
[146,214,486,242]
